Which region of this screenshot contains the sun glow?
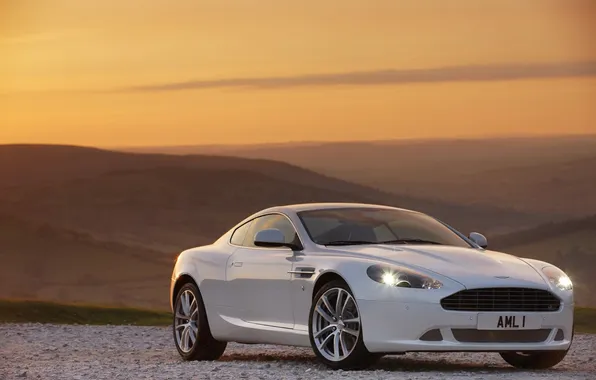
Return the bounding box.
[1,0,595,146]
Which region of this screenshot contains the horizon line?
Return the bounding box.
[107,132,596,149]
[2,132,596,150]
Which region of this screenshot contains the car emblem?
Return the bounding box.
[494,276,510,279]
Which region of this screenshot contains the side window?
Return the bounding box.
[230,221,252,246]
[244,214,299,248]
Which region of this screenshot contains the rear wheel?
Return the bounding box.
[309,280,378,370]
[173,282,227,361]
[499,350,568,369]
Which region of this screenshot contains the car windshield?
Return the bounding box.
[297,207,473,248]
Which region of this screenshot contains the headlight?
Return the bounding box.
[542,266,572,291]
[366,265,443,289]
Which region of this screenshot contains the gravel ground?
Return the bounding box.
[0,324,594,380]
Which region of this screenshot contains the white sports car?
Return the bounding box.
[170,203,574,370]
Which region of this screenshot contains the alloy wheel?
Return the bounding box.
[311,287,361,362]
[174,289,199,353]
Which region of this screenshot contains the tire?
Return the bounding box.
[309,280,378,370]
[500,326,573,369]
[173,282,227,361]
[499,350,568,369]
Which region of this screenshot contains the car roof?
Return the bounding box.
[258,202,418,215]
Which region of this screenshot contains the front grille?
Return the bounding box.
[452,328,552,343]
[440,287,561,312]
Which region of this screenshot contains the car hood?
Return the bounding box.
[326,245,548,289]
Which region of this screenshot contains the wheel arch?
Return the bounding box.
[312,270,353,299]
[171,273,199,309]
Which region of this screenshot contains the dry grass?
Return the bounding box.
[0,214,173,310]
[0,299,171,326]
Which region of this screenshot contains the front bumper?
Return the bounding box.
[358,299,574,353]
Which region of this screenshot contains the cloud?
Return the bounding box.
[118,61,596,93]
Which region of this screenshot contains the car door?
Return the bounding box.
[226,213,300,329]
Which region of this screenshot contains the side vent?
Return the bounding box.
[288,267,316,279]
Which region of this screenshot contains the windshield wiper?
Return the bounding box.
[322,240,379,246]
[378,238,444,245]
[322,239,444,246]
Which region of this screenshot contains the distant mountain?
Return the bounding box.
[0,213,172,310]
[124,135,596,218]
[1,144,593,309]
[490,215,596,307]
[0,145,543,253]
[491,215,596,250]
[0,144,552,310]
[455,156,596,216]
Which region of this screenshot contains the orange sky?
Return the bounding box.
[1,0,595,146]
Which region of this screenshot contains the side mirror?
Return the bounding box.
[469,232,488,249]
[254,228,285,247]
[254,228,303,251]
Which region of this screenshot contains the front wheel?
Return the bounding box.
[308,280,378,370]
[173,282,227,361]
[499,350,568,369]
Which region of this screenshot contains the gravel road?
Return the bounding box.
[1,324,594,380]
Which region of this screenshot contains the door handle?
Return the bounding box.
[231,261,243,267]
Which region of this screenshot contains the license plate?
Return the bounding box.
[477,313,542,330]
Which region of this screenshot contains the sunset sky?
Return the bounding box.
[1,0,595,146]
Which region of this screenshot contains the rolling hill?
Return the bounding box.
[491,215,596,251]
[0,213,173,310]
[127,135,596,218]
[2,144,592,309]
[0,145,544,253]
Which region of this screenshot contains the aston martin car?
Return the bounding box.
[170,203,574,370]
